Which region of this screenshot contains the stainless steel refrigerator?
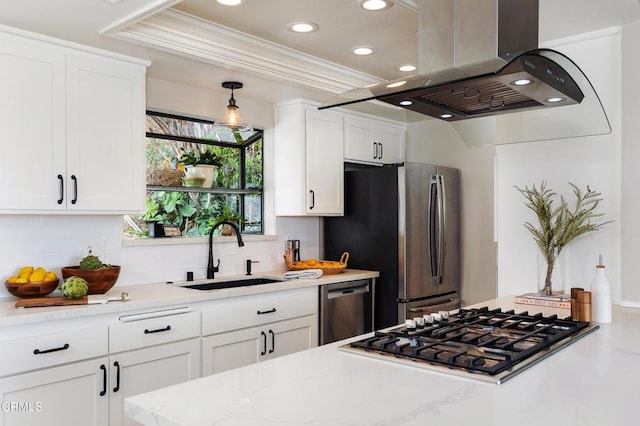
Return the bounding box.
[324,162,460,329]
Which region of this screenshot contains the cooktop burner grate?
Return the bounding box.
[342,307,598,383]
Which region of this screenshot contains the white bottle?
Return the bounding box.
[591,255,612,323]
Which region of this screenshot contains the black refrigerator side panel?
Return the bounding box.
[324,165,399,329]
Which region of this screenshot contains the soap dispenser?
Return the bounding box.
[591,255,612,323]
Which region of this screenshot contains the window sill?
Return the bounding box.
[122,234,279,247]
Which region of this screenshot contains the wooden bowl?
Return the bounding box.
[60,266,121,295]
[5,279,59,298]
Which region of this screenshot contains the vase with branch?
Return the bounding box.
[515,182,611,296]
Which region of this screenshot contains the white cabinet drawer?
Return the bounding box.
[0,325,108,377]
[203,287,317,336]
[109,310,200,353]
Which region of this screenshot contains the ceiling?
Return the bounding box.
[1,0,640,113]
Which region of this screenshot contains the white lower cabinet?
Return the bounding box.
[202,315,317,375]
[108,339,201,426]
[0,357,109,426]
[201,287,319,376]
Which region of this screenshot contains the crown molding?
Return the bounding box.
[108,8,384,94]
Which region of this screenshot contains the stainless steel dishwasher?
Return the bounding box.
[319,279,374,345]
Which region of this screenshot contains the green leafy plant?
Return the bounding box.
[515,182,611,295]
[179,150,222,167]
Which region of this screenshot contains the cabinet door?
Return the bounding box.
[305,109,344,215]
[66,53,145,212]
[0,35,66,211]
[377,122,405,164]
[202,326,263,376]
[0,357,109,426]
[109,339,201,426]
[265,315,318,361]
[344,117,377,163]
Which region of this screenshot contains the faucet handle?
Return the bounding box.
[246,259,259,276]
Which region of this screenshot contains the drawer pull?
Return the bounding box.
[33,343,69,355]
[100,364,107,396]
[113,361,120,393]
[257,308,277,315]
[144,325,171,334]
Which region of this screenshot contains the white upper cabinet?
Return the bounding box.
[274,100,344,216]
[344,115,405,165]
[0,27,148,214]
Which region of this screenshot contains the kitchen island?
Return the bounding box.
[124,298,640,426]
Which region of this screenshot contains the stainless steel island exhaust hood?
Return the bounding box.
[319,0,611,147]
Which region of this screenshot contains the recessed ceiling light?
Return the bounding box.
[217,0,244,5]
[352,46,376,56]
[287,22,319,33]
[386,80,406,88]
[399,100,413,106]
[359,0,393,11]
[440,113,453,119]
[396,64,416,72]
[546,97,565,103]
[511,78,533,86]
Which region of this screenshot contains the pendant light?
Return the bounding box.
[216,81,252,132]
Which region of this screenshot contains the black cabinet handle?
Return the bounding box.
[309,190,315,209]
[379,143,383,159]
[33,343,69,355]
[257,308,276,315]
[57,174,64,204]
[113,361,120,393]
[144,325,171,334]
[100,364,107,396]
[268,329,275,354]
[373,142,378,159]
[260,331,267,356]
[71,175,78,205]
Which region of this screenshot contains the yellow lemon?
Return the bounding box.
[34,267,46,274]
[15,277,28,284]
[44,271,57,281]
[29,270,46,282]
[7,276,18,283]
[19,266,34,276]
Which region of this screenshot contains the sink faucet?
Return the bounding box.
[208,220,245,279]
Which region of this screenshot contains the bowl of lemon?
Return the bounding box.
[5,266,59,298]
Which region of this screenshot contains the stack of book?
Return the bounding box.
[514,292,571,309]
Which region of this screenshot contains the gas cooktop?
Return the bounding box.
[339,306,599,384]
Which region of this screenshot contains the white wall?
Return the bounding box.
[496,28,622,299]
[406,120,497,306]
[621,20,640,307]
[0,78,321,298]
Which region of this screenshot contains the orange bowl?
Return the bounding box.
[60,266,121,295]
[5,279,59,298]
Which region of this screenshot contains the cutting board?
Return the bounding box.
[15,297,88,308]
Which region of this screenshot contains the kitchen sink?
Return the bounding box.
[182,278,282,291]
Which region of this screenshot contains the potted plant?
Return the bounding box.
[179,150,222,188]
[216,205,243,236]
[515,182,610,296]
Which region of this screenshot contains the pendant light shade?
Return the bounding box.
[216,81,252,132]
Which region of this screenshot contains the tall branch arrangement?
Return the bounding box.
[515,182,611,295]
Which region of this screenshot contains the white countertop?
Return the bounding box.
[124,297,640,426]
[0,269,378,328]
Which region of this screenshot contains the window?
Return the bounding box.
[124,111,263,239]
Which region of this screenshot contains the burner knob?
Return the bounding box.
[413,317,425,327]
[432,312,442,322]
[404,319,417,329]
[439,310,450,320]
[423,314,434,324]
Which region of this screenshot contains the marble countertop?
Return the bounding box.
[125,297,640,426]
[0,269,378,327]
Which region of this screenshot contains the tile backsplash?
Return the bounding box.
[0,215,320,297]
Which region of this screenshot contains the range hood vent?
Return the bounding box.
[319,0,611,147]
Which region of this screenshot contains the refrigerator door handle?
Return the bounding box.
[428,176,438,284]
[436,174,446,285]
[408,297,460,313]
